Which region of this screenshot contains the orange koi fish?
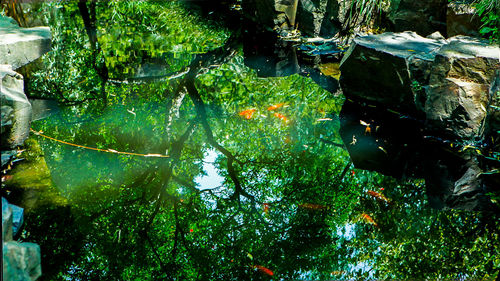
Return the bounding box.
[1,175,13,182]
[273,112,289,122]
[263,203,270,214]
[360,120,371,134]
[239,109,256,120]
[366,190,391,203]
[254,265,274,276]
[267,103,285,111]
[361,213,378,227]
[298,203,328,210]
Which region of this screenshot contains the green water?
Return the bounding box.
[4,1,499,280]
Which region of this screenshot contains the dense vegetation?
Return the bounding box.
[2,1,499,280]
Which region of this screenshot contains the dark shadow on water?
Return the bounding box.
[339,99,500,212]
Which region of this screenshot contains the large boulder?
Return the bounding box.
[0,16,51,70]
[340,31,500,139]
[340,32,444,113]
[424,36,499,138]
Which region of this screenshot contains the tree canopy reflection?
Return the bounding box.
[11,1,499,280]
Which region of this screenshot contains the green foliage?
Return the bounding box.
[26,1,229,112]
[343,0,391,32]
[475,0,499,43]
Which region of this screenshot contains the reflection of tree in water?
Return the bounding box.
[10,1,500,280]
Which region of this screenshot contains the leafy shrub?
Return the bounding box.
[475,0,499,43]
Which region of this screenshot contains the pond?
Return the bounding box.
[3,1,499,280]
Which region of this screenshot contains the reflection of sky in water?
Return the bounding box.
[195,149,224,190]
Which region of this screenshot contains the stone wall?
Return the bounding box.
[2,197,41,281]
[1,15,51,281]
[0,16,51,168]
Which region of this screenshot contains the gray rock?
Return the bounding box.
[3,198,41,280]
[3,241,42,281]
[340,31,500,139]
[0,16,51,70]
[424,36,499,138]
[2,197,13,242]
[2,198,25,241]
[10,203,24,238]
[1,64,32,150]
[340,32,444,112]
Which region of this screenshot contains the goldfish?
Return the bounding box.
[298,203,329,210]
[263,203,270,215]
[366,190,391,203]
[1,175,13,182]
[360,120,371,134]
[267,103,285,111]
[360,213,378,227]
[239,109,256,120]
[253,265,274,276]
[273,112,289,122]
